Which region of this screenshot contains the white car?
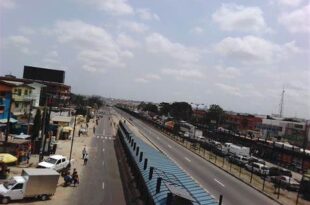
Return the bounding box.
[37,155,70,172]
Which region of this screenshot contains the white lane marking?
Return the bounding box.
[102,161,104,166]
[105,136,108,140]
[96,136,99,139]
[211,195,215,199]
[156,137,159,140]
[214,178,225,187]
[102,148,105,152]
[185,157,191,162]
[168,145,172,149]
[102,182,105,190]
[101,136,104,139]
[109,137,112,140]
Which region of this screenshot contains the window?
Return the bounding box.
[12,183,23,190]
[56,160,61,164]
[61,158,65,163]
[24,90,28,95]
[29,90,32,95]
[17,89,21,96]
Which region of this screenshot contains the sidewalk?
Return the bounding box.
[9,118,96,205]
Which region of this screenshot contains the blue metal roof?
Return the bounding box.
[119,122,217,205]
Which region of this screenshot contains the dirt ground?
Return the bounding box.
[8,118,96,205]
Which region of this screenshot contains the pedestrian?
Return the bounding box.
[72,169,79,187]
[82,146,87,159]
[83,153,88,165]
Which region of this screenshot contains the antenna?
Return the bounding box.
[279,88,285,117]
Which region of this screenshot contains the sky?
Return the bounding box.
[0,0,309,118]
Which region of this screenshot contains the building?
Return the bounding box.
[0,75,71,107]
[192,109,207,120]
[258,118,310,147]
[225,113,262,131]
[28,82,46,107]
[0,81,15,121]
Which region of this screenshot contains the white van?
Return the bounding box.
[248,162,269,175]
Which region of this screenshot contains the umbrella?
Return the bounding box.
[0,118,17,123]
[0,153,17,164]
[62,126,73,132]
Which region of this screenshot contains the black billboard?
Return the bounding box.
[23,66,65,83]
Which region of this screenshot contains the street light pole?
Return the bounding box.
[69,113,77,164]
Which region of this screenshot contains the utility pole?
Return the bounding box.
[279,89,285,118]
[39,97,48,162]
[69,112,77,164]
[27,99,33,134]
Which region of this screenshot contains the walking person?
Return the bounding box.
[82,146,87,159]
[72,169,79,187]
[83,153,89,165]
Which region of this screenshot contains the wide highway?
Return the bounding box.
[115,108,278,205]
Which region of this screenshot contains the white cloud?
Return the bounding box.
[19,27,35,35]
[7,35,30,45]
[216,83,242,96]
[145,73,161,80]
[216,66,241,79]
[145,33,201,63]
[161,68,204,79]
[0,0,15,9]
[5,35,32,55]
[116,33,139,48]
[215,35,301,64]
[134,73,161,83]
[190,26,204,34]
[134,78,149,83]
[120,21,149,33]
[83,0,133,15]
[53,20,133,71]
[278,3,310,33]
[272,0,303,7]
[212,4,271,33]
[136,8,160,21]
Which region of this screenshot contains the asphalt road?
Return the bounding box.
[116,108,278,205]
[70,109,126,205]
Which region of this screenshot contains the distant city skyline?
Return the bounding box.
[1,0,309,118]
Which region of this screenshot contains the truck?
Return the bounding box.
[222,143,250,157]
[0,168,60,204]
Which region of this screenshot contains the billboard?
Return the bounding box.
[23,66,65,83]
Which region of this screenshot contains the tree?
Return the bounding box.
[159,102,171,116]
[137,102,146,110]
[170,102,192,121]
[206,104,225,126]
[32,109,41,142]
[144,103,158,113]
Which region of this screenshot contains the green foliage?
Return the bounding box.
[159,102,171,116]
[170,102,192,121]
[206,104,225,125]
[138,102,158,113]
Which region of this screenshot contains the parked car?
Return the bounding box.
[245,162,269,176]
[37,155,70,173]
[248,157,266,165]
[228,155,249,167]
[269,167,292,177]
[273,176,300,191]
